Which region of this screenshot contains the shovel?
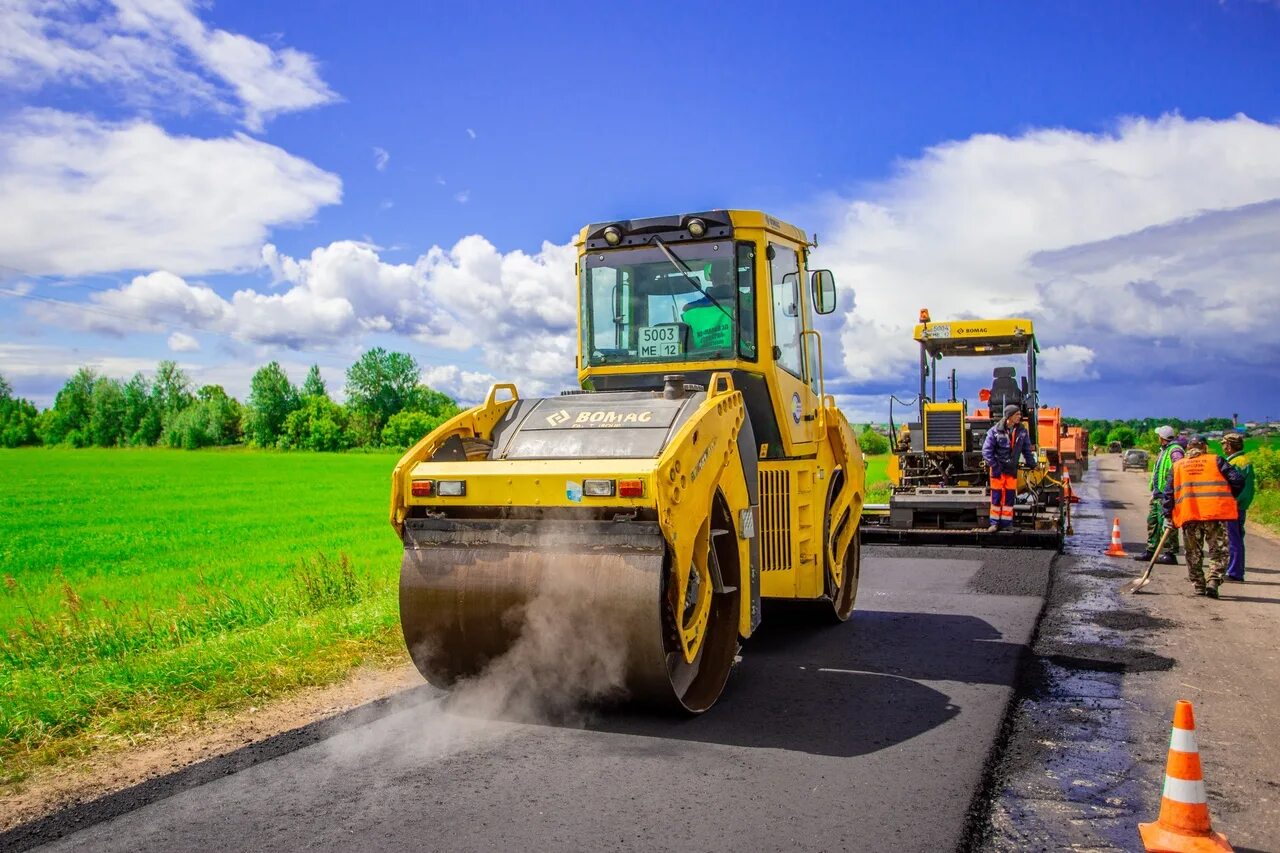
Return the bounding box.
[1121,526,1173,594]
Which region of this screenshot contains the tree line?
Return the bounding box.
[1063,417,1239,451]
[0,348,460,451]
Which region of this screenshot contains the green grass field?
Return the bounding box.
[864,454,890,502]
[0,448,405,789]
[1207,434,1280,455]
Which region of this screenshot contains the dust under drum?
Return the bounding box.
[398,517,742,713]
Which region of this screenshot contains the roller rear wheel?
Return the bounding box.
[819,479,860,623]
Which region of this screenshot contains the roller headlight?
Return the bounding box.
[603,226,623,246]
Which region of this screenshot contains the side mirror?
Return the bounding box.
[781,272,799,317]
[811,269,837,315]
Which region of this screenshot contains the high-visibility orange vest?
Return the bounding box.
[1171,453,1238,527]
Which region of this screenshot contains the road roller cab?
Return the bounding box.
[390,210,866,712]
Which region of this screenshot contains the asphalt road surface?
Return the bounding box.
[16,545,1055,853]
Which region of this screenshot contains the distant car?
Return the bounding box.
[1108,441,1123,454]
[1122,449,1150,471]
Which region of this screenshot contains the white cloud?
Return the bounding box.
[33,235,579,395]
[466,128,476,140]
[1038,344,1097,382]
[454,190,470,204]
[373,146,389,171]
[0,110,341,276]
[0,0,337,130]
[420,364,499,404]
[166,330,200,352]
[821,113,1280,413]
[0,342,347,406]
[0,342,167,405]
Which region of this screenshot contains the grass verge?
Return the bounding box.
[1250,489,1280,537]
[865,453,891,503]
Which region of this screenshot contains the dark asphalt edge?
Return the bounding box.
[956,552,1058,853]
[0,685,439,853]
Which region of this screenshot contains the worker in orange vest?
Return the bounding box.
[1162,436,1245,598]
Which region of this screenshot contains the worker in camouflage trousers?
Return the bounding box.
[1135,425,1184,565]
[1222,432,1255,582]
[1163,436,1245,598]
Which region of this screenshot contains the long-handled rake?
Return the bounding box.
[1121,526,1174,594]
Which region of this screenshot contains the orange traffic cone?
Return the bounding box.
[1139,700,1231,852]
[1105,518,1129,557]
[1065,471,1081,504]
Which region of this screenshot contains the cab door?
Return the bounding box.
[767,241,820,451]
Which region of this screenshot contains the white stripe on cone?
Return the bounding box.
[1170,727,1199,753]
[1162,775,1207,805]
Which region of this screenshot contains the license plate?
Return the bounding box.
[638,325,682,358]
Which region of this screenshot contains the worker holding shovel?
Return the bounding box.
[1163,436,1245,599]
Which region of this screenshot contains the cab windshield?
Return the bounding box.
[581,241,756,367]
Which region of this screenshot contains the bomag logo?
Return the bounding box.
[955,325,990,335]
[545,409,571,426]
[567,410,655,429]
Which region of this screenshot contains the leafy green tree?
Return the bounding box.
[1202,417,1234,432]
[122,373,160,446]
[162,386,242,449]
[408,385,460,419]
[246,362,300,447]
[1106,426,1137,449]
[345,348,421,438]
[89,377,126,447]
[381,410,448,450]
[151,360,194,419]
[40,367,98,446]
[281,396,352,451]
[0,390,41,447]
[199,385,242,443]
[301,364,329,400]
[857,425,890,455]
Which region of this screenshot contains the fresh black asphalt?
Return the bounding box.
[8,544,1055,853]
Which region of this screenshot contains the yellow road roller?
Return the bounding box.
[390,210,866,712]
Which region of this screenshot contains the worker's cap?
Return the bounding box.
[1188,435,1208,449]
[1155,425,1176,440]
[1003,404,1021,419]
[1222,433,1244,450]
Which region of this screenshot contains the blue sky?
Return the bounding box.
[2,0,1279,420]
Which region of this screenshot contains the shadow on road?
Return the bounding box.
[583,609,1026,757]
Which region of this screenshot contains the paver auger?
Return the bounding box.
[390,210,866,712]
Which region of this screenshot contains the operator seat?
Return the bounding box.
[989,367,1023,412]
